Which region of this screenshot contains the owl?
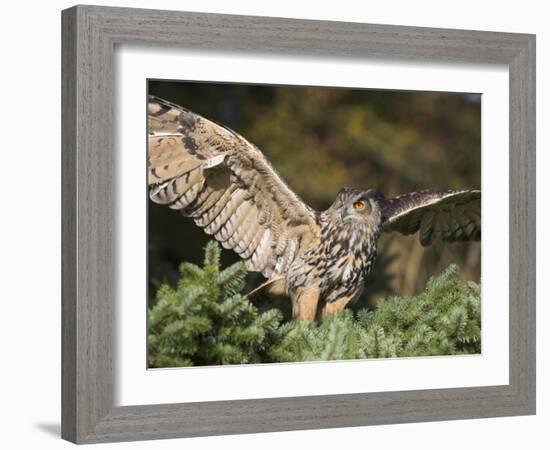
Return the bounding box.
[148,96,480,320]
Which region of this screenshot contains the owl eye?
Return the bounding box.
[353,201,365,210]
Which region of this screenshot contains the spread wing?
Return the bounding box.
[380,189,481,246]
[148,96,320,278]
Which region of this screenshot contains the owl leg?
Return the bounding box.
[318,297,352,318]
[291,286,320,321]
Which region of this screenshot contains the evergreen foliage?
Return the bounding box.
[148,241,282,367]
[269,310,369,362]
[148,242,481,367]
[356,265,481,358]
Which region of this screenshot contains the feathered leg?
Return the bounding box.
[291,286,320,321]
[318,297,352,318]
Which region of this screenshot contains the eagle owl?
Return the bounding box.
[148,96,481,320]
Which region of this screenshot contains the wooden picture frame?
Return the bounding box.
[61,5,536,444]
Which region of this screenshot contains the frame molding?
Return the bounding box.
[61,5,536,444]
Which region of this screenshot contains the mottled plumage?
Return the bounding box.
[148,96,481,320]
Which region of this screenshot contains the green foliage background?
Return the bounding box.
[148,242,481,367]
[147,81,481,310]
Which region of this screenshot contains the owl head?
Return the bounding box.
[328,187,384,226]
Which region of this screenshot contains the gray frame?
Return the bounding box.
[62,4,536,444]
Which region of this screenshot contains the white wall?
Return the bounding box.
[0,0,546,448]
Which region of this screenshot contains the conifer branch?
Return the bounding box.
[148,242,481,367]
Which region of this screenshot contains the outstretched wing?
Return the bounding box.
[380,189,481,246]
[148,96,320,278]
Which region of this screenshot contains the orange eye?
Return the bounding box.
[353,201,365,210]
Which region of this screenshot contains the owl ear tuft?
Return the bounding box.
[337,187,352,198]
[364,189,385,202]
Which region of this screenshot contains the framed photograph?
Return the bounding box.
[62,5,536,444]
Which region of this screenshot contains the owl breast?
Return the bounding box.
[285,216,379,304]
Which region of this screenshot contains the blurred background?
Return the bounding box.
[148,80,481,315]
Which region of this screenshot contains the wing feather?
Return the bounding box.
[189,184,226,219]
[227,206,259,251]
[240,220,265,260]
[205,188,248,235]
[216,201,249,242]
[195,185,238,229]
[148,96,319,278]
[380,189,481,246]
